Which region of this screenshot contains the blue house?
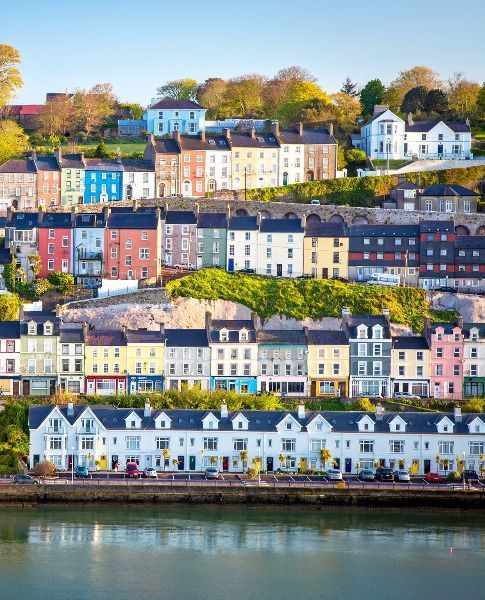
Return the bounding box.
[144,99,206,136]
[84,159,123,204]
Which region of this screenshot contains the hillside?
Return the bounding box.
[166,270,455,332]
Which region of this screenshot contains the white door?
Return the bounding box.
[88,380,95,394]
[196,256,202,269]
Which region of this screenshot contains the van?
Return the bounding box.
[366,273,400,287]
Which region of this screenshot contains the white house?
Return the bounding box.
[204,133,232,193]
[28,403,485,476]
[165,328,211,391]
[355,105,472,160]
[278,124,306,185]
[226,215,259,273]
[256,218,305,278]
[121,160,155,200]
[144,99,206,136]
[58,325,85,394]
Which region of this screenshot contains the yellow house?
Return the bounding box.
[125,328,165,393]
[392,336,431,398]
[303,222,349,280]
[307,330,349,397]
[84,330,127,395]
[228,130,280,190]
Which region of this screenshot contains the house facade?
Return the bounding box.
[0,159,37,210]
[72,211,106,288]
[418,184,478,214]
[84,159,123,204]
[303,222,349,280]
[37,210,73,277]
[126,328,165,393]
[226,216,258,272]
[165,329,210,391]
[5,211,39,281]
[164,210,197,268]
[58,326,85,394]
[453,236,485,291]
[307,330,349,397]
[54,149,85,206]
[463,323,485,397]
[143,135,181,197]
[419,220,456,289]
[84,330,127,395]
[121,159,155,201]
[425,319,464,400]
[35,155,61,207]
[391,337,430,397]
[0,321,21,395]
[20,312,59,396]
[196,212,227,269]
[257,218,304,278]
[144,99,206,136]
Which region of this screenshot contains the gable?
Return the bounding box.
[388,415,407,432]
[467,416,485,434]
[357,414,375,432]
[154,412,172,429]
[307,414,332,433]
[276,413,302,433]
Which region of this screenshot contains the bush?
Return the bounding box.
[0,293,20,320]
[31,460,57,478]
[47,272,74,295]
[246,466,259,480]
[357,398,376,412]
[16,279,52,301]
[447,471,461,482]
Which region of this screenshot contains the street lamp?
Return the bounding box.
[71,445,74,484]
[258,447,261,487]
[386,137,391,175]
[462,451,466,491]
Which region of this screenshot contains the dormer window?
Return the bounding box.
[44,324,52,335]
[160,421,166,428]
[443,425,448,432]
[286,421,292,430]
[316,422,323,430]
[28,322,36,335]
[208,420,215,429]
[373,326,382,339]
[240,330,248,342]
[131,420,136,428]
[220,329,228,342]
[364,423,369,431]
[395,423,401,431]
[357,326,367,339]
[238,421,243,429]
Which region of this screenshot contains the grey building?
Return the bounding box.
[418,184,479,214]
[196,212,227,269]
[165,329,210,391]
[164,211,197,268]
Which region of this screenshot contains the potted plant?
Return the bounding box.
[278,453,285,471]
[240,450,248,471]
[172,458,179,471]
[162,448,170,471]
[319,448,331,471]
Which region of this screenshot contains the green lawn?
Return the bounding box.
[62,141,146,155]
[372,159,413,169]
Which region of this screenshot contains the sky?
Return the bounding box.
[3,0,485,105]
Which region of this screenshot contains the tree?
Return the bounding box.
[0,293,20,320]
[275,81,330,124]
[447,72,480,118]
[299,98,335,128]
[119,102,144,120]
[73,83,117,136]
[36,95,74,138]
[319,448,331,470]
[94,140,109,158]
[278,453,286,470]
[224,74,266,117]
[344,148,367,175]
[16,279,51,301]
[197,78,228,119]
[240,449,248,470]
[157,78,198,101]
[31,460,57,478]
[423,89,448,115]
[386,66,442,109]
[340,76,359,96]
[360,79,386,116]
[162,448,170,471]
[28,254,42,277]
[2,254,17,292]
[400,86,428,114]
[0,120,29,164]
[0,44,23,106]
[47,272,74,295]
[475,83,485,120]
[331,92,361,133]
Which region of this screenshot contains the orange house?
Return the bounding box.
[178,133,206,197]
[35,155,62,207]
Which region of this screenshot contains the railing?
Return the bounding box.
[77,428,98,435]
[46,427,65,434]
[77,252,103,261]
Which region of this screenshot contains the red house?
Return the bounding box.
[104,206,162,281]
[37,210,73,278]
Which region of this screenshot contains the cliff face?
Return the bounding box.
[430,292,485,322]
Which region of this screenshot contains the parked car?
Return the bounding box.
[75,465,89,478]
[326,469,343,481]
[358,469,375,481]
[375,467,394,481]
[461,469,479,482]
[297,274,314,279]
[394,470,411,482]
[125,462,139,478]
[425,472,443,483]
[238,268,255,274]
[205,467,220,480]
[309,199,321,205]
[436,286,457,294]
[143,468,158,479]
[393,392,420,400]
[11,474,39,484]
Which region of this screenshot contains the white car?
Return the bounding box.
[326,469,343,481]
[394,470,411,482]
[143,468,158,479]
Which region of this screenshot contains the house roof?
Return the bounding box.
[350,224,419,237]
[165,329,209,347]
[8,104,43,116]
[427,322,461,335]
[38,212,72,228]
[74,213,107,228]
[85,330,126,346]
[153,138,181,154]
[422,184,478,197]
[85,159,123,172]
[107,210,159,229]
[180,133,229,151]
[125,329,165,344]
[121,159,154,172]
[0,321,20,339]
[35,156,60,171]
[419,220,455,233]
[28,405,485,435]
[279,127,337,145]
[304,222,348,238]
[0,248,12,265]
[59,329,84,343]
[405,120,470,133]
[148,99,204,110]
[259,218,303,233]
[228,131,280,149]
[21,312,60,335]
[343,315,391,339]
[392,180,421,190]
[257,329,307,345]
[228,216,258,231]
[0,159,37,174]
[7,212,39,229]
[60,153,85,169]
[306,330,348,345]
[197,213,227,229]
[165,211,197,225]
[462,323,485,339]
[393,336,429,350]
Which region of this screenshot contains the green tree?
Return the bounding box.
[32,460,57,478]
[0,120,29,164]
[423,89,448,115]
[16,279,51,301]
[386,66,442,109]
[119,102,144,120]
[157,78,198,101]
[0,44,23,107]
[400,86,428,114]
[340,76,359,96]
[447,72,480,118]
[162,448,170,471]
[28,254,42,277]
[197,78,228,119]
[275,81,330,124]
[262,66,316,116]
[2,253,17,292]
[475,82,485,120]
[94,140,109,158]
[47,271,74,295]
[360,79,386,116]
[0,293,20,320]
[320,448,331,470]
[73,83,117,136]
[344,148,367,175]
[224,74,266,117]
[331,92,361,133]
[240,449,248,470]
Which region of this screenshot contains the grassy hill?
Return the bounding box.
[167,270,455,332]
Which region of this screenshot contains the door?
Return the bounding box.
[222,457,229,472]
[300,458,307,472]
[50,380,56,395]
[100,455,107,470]
[111,455,119,470]
[345,458,352,473]
[437,144,443,156]
[276,264,282,277]
[68,454,73,469]
[266,457,274,472]
[228,258,234,272]
[338,382,346,397]
[196,256,202,269]
[177,456,184,471]
[88,380,95,394]
[189,456,196,471]
[13,381,19,395]
[424,459,431,474]
[282,172,288,186]
[118,380,125,393]
[411,459,419,475]
[322,268,328,279]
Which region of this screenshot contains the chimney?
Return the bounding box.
[298,122,303,136]
[271,121,280,137]
[423,316,431,332]
[30,150,37,161]
[132,198,138,213]
[55,304,62,318]
[251,311,258,331]
[327,123,334,136]
[173,130,181,143]
[148,133,155,144]
[303,326,308,338]
[226,203,231,220]
[38,206,44,224]
[103,205,111,223]
[7,206,13,222]
[67,402,74,416]
[200,130,206,142]
[195,202,200,215]
[54,147,62,164]
[159,322,165,336]
[18,305,24,321]
[205,311,212,330]
[80,152,85,164]
[250,127,256,139]
[341,306,351,319]
[375,403,384,420]
[301,214,306,229]
[454,315,463,330]
[220,404,228,419]
[82,321,88,341]
[407,113,414,126]
[382,308,390,318]
[256,211,262,226]
[224,127,231,140]
[454,405,462,422]
[70,207,76,224]
[297,404,305,419]
[144,402,152,418]
[373,105,389,117]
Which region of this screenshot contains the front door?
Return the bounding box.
[300,458,307,472]
[437,144,443,156]
[338,382,346,397]
[111,455,119,470]
[100,455,107,470]
[228,258,234,272]
[345,458,352,473]
[49,380,56,395]
[23,380,30,396]
[13,381,19,395]
[424,459,431,474]
[276,264,282,277]
[322,268,328,279]
[189,455,196,471]
[411,459,419,475]
[178,456,184,471]
[222,457,229,471]
[118,380,125,393]
[266,457,274,472]
[196,256,202,269]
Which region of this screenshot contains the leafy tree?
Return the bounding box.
[0,293,20,320]
[475,82,485,120]
[94,140,109,158]
[340,76,359,96]
[447,72,480,118]
[423,88,448,115]
[0,120,29,164]
[0,44,23,107]
[224,74,266,117]
[32,460,57,478]
[359,79,385,116]
[386,66,442,109]
[337,147,347,170]
[320,448,331,470]
[400,86,428,114]
[331,92,361,132]
[2,253,17,292]
[157,78,198,101]
[344,148,367,175]
[28,254,42,277]
[119,102,144,120]
[47,271,74,295]
[36,95,74,137]
[197,78,228,118]
[73,83,117,136]
[16,279,51,301]
[275,81,330,124]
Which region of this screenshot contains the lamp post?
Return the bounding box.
[386,137,391,175]
[463,451,466,491]
[71,445,74,484]
[258,447,261,487]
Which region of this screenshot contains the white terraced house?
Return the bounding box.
[29,403,485,476]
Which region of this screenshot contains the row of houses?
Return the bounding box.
[28,402,485,475]
[1,309,483,399]
[1,206,483,291]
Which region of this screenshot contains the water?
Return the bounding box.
[0,506,484,600]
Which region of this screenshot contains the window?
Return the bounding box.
[125,436,140,450]
[233,439,247,451]
[389,440,404,453]
[438,441,454,454]
[359,440,374,453]
[281,438,295,452]
[156,437,170,450]
[203,437,218,451]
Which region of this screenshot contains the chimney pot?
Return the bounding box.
[382,308,390,318]
[375,403,384,420]
[298,122,303,136]
[67,402,74,416]
[271,121,280,137]
[454,405,462,422]
[220,404,228,418]
[341,306,351,318]
[144,402,152,418]
[297,404,305,419]
[224,128,231,140]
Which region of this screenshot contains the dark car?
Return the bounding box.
[11,474,39,484]
[125,462,139,478]
[461,469,479,482]
[375,467,394,482]
[75,465,89,478]
[239,268,255,274]
[358,469,375,481]
[436,286,457,294]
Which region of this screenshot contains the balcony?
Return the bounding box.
[77,427,98,435]
[46,427,65,434]
[77,251,103,261]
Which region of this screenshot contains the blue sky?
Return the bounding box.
[4,0,485,104]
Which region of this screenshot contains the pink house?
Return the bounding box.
[424,317,464,400]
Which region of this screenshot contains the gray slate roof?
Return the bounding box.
[306,330,348,345]
[422,184,478,197]
[165,329,208,347]
[257,330,307,345]
[259,218,303,233]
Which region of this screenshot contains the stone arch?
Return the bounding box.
[476,225,485,236]
[455,225,470,236]
[235,208,248,217]
[283,212,298,219]
[352,215,369,225]
[259,209,271,220]
[328,214,345,223]
[306,213,321,225]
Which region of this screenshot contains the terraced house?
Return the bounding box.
[54,149,85,206]
[0,321,21,395]
[58,324,85,394]
[126,327,165,393]
[307,330,349,398]
[391,336,430,397]
[84,329,127,395]
[0,158,37,210]
[303,221,349,280]
[196,212,227,269]
[463,323,485,397]
[165,328,210,391]
[256,218,305,278]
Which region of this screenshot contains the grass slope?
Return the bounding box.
[167,270,453,332]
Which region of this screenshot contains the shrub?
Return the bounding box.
[447,471,461,482]
[16,279,52,301]
[47,272,74,295]
[31,460,57,478]
[246,466,259,480]
[357,398,376,412]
